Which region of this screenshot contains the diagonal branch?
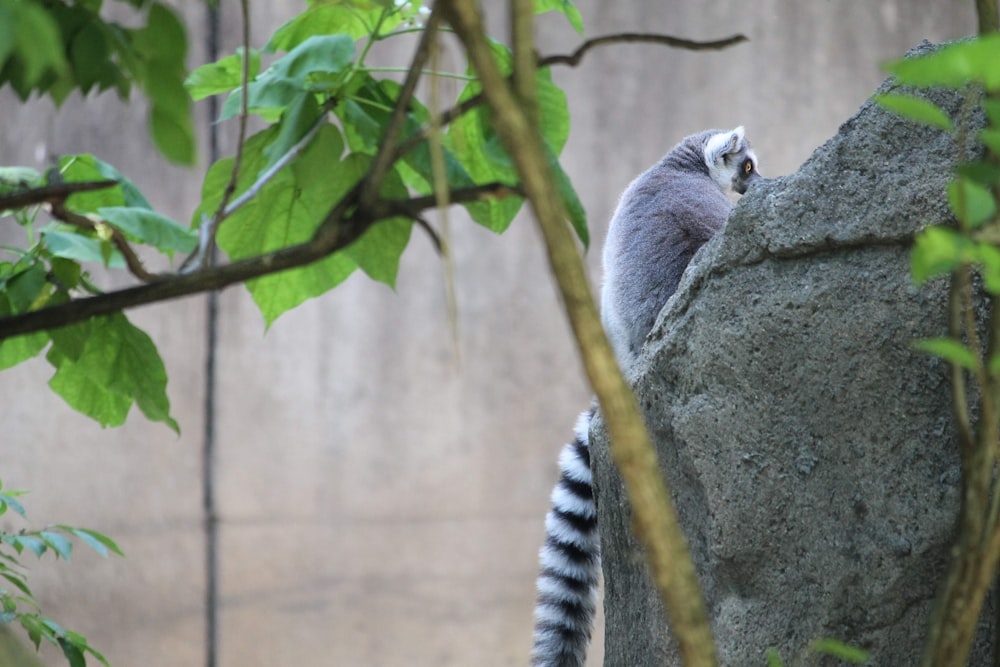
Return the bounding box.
[0,181,521,339]
[0,180,118,211]
[49,200,160,283]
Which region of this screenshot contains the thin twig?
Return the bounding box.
[49,200,160,283]
[413,216,443,255]
[537,31,749,68]
[201,0,253,266]
[360,4,444,211]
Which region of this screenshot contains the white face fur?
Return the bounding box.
[703,126,760,195]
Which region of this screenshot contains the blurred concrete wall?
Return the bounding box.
[0,1,975,666]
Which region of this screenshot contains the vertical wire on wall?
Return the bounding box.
[203,4,222,667]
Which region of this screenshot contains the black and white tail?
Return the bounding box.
[531,409,600,667]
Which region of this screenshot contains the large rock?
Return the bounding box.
[591,45,994,665]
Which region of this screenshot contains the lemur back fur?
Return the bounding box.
[530,127,760,667]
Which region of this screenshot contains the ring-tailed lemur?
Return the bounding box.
[531,127,761,667]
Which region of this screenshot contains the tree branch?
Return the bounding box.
[537,31,748,68]
[49,200,160,283]
[441,1,719,665]
[0,180,118,211]
[0,181,519,339]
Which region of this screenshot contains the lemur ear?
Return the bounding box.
[704,126,746,164]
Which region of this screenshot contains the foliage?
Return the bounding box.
[875,34,1000,667]
[0,480,123,667]
[0,0,585,428]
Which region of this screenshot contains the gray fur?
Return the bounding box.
[601,127,759,369]
[531,127,759,667]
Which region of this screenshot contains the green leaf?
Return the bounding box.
[764,648,785,667]
[150,104,196,166]
[97,206,197,255]
[46,313,179,432]
[15,535,46,558]
[58,154,151,211]
[267,4,387,48]
[42,229,126,269]
[340,162,411,287]
[535,0,585,34]
[0,492,26,518]
[8,2,70,89]
[39,531,73,560]
[220,35,355,122]
[5,263,47,313]
[980,128,1000,156]
[885,35,1000,90]
[913,337,978,369]
[0,331,48,372]
[911,226,974,285]
[59,637,87,667]
[549,147,588,247]
[979,243,1000,295]
[1,571,32,597]
[873,93,953,131]
[808,638,870,663]
[948,177,996,228]
[60,527,124,558]
[185,48,261,100]
[262,92,323,172]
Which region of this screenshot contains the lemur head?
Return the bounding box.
[703,126,761,195]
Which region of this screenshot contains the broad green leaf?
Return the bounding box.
[873,93,952,131]
[5,263,47,313]
[220,35,355,122]
[48,319,92,364]
[267,4,388,48]
[535,0,585,34]
[59,527,124,558]
[808,639,869,663]
[0,331,48,372]
[38,531,73,560]
[59,154,151,211]
[8,2,69,89]
[948,177,996,228]
[913,337,978,369]
[334,158,411,286]
[537,66,571,154]
[47,313,178,432]
[764,648,785,667]
[59,638,86,667]
[0,492,26,518]
[150,103,196,165]
[886,35,1000,90]
[185,48,261,100]
[980,128,1000,156]
[41,229,126,269]
[0,166,43,193]
[911,225,974,285]
[985,99,1000,126]
[98,206,197,255]
[211,125,357,325]
[14,535,46,558]
[263,91,323,172]
[955,161,1000,188]
[979,243,1000,294]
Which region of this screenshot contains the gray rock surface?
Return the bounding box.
[592,46,994,665]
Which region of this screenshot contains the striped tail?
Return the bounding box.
[531,409,601,667]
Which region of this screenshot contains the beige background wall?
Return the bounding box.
[0,2,976,666]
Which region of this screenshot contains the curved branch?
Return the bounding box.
[49,200,160,283]
[0,180,118,211]
[537,31,748,68]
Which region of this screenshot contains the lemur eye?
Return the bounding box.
[743,160,753,175]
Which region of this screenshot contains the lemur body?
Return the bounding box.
[531,127,760,667]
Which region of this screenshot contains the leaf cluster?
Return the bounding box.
[0,480,123,667]
[0,0,195,164]
[0,0,586,428]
